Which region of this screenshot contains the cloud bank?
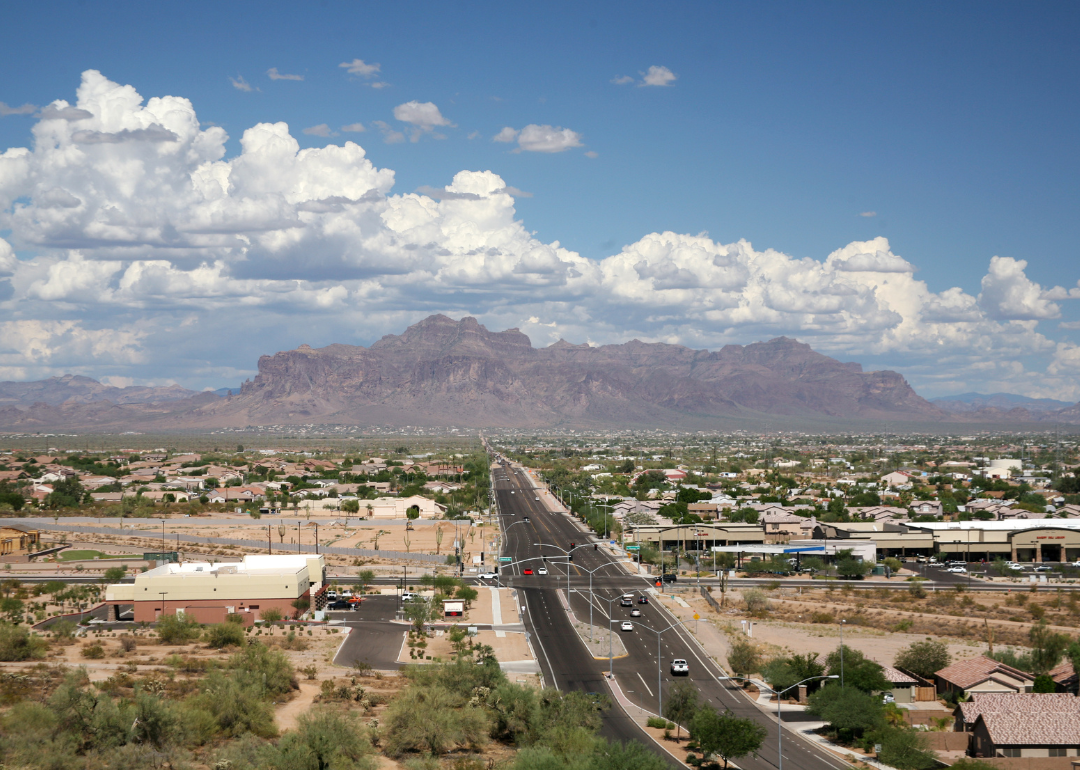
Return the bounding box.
[0,71,1077,400]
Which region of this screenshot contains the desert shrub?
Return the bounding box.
[383,684,489,758]
[185,670,278,739]
[810,611,834,624]
[647,716,669,729]
[229,642,297,697]
[259,607,283,623]
[742,589,770,616]
[157,612,201,645]
[119,635,137,653]
[205,622,247,649]
[0,624,48,661]
[276,707,376,770]
[82,642,106,659]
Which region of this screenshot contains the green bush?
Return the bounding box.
[205,622,247,649]
[0,624,48,661]
[156,612,202,644]
[259,607,283,623]
[82,642,106,659]
[646,716,668,729]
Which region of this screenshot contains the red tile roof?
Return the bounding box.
[976,712,1080,746]
[960,692,1080,724]
[935,655,1033,690]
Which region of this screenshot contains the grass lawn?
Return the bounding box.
[58,549,132,561]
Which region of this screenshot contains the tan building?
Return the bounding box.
[105,554,326,623]
[627,522,765,552]
[0,525,41,556]
[366,495,446,519]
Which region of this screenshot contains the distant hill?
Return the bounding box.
[1,316,1077,431]
[0,375,200,407]
[931,392,1074,414]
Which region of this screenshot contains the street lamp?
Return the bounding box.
[839,619,846,687]
[498,518,531,581]
[718,675,838,770]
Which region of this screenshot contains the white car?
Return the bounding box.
[620,621,634,632]
[341,589,353,598]
[478,572,498,580]
[401,592,420,601]
[1071,561,1080,568]
[326,590,338,600]
[537,568,548,575]
[946,566,967,573]
[630,609,642,617]
[671,659,689,675]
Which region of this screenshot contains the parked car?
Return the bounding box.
[341,590,353,599]
[326,590,338,600]
[1070,561,1080,568]
[882,692,895,704]
[671,659,689,675]
[401,592,420,601]
[326,600,352,611]
[620,621,634,632]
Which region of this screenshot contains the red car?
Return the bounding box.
[523,568,534,575]
[347,596,363,604]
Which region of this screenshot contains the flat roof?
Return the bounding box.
[911,519,1080,532]
[709,545,825,554]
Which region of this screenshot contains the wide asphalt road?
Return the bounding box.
[495,463,850,770]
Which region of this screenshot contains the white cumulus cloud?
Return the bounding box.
[302,124,337,137]
[641,65,677,86]
[267,68,303,81]
[393,101,453,142]
[0,70,1075,399]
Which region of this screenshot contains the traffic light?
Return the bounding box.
[542,556,546,562]
[570,543,575,549]
[568,554,573,562]
[594,544,598,551]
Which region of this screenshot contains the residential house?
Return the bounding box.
[761,510,807,542]
[366,495,446,519]
[881,471,915,487]
[935,655,1036,697]
[910,500,944,517]
[971,713,1080,758]
[958,693,1080,733]
[878,665,920,704]
[1049,661,1078,695]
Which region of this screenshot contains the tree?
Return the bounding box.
[662,680,699,739]
[728,638,762,677]
[894,639,950,679]
[102,566,127,583]
[205,621,247,649]
[691,706,767,769]
[743,588,770,616]
[807,684,883,740]
[341,499,360,513]
[824,646,891,692]
[260,607,283,623]
[456,585,478,608]
[836,556,871,579]
[355,569,375,591]
[877,726,938,770]
[761,652,825,694]
[404,598,432,633]
[1029,620,1070,674]
[1032,674,1056,693]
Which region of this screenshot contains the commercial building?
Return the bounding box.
[0,524,40,556]
[105,554,326,624]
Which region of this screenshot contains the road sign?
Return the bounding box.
[693,613,700,620]
[626,545,640,551]
[498,556,513,562]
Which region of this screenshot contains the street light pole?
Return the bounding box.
[719,675,837,770]
[840,619,846,687]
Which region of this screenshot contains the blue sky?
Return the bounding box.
[1,1,1079,400]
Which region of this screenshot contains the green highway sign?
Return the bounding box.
[625,545,640,551]
[498,557,513,562]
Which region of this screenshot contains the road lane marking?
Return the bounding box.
[637,672,654,697]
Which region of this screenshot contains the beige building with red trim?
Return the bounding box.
[105,554,326,624]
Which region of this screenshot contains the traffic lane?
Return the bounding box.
[332,620,406,670]
[519,587,679,768]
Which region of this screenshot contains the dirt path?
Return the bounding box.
[275,680,321,732]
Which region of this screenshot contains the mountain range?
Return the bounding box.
[1,315,1077,431]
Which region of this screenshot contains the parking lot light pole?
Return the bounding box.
[718,674,837,770]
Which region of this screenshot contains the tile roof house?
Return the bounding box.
[972,712,1080,758]
[959,692,1080,731]
[1049,660,1078,694]
[935,655,1035,697]
[879,665,920,703]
